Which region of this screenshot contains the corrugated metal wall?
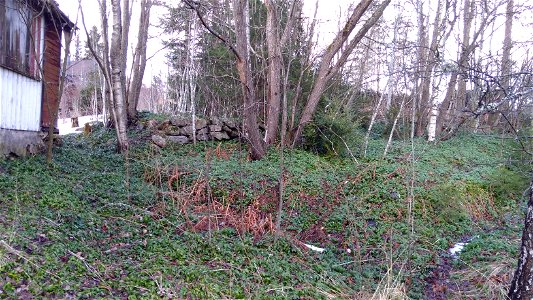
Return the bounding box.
[0,67,43,131]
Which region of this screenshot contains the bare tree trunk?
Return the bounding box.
[291,0,391,146]
[233,0,266,160]
[412,0,428,137]
[417,0,453,137]
[121,0,131,108]
[83,0,130,153]
[263,0,300,146]
[264,0,282,145]
[127,0,152,121]
[384,96,405,157]
[501,0,514,89]
[110,0,130,153]
[494,0,514,130]
[456,0,474,111]
[427,104,439,142]
[508,177,533,300]
[436,72,458,136]
[363,84,387,156]
[289,2,317,135]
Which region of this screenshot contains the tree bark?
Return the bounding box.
[501,0,514,90]
[456,0,474,111]
[127,0,152,121]
[264,0,282,145]
[233,0,266,160]
[110,0,129,153]
[508,178,533,300]
[120,0,131,107]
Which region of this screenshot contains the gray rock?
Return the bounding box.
[197,128,208,135]
[151,135,167,148]
[166,130,181,136]
[170,116,189,127]
[157,120,171,131]
[209,125,222,132]
[167,136,189,144]
[223,119,237,130]
[196,134,209,141]
[195,118,208,129]
[146,119,159,130]
[210,117,223,126]
[228,130,240,138]
[211,132,230,141]
[180,126,194,136]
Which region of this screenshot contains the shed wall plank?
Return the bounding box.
[0,67,42,131]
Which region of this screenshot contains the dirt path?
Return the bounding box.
[424,255,454,299]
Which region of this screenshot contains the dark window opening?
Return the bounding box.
[0,0,41,78]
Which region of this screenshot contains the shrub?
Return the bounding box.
[486,166,529,207]
[302,110,363,157]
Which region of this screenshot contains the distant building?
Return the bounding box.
[59,58,99,119]
[0,0,74,157]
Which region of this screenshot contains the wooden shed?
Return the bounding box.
[0,0,74,157]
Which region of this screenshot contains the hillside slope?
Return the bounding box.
[0,125,529,299]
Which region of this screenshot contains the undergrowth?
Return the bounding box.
[0,122,528,299]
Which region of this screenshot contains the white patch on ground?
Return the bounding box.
[449,242,466,257]
[449,236,477,258]
[57,115,104,136]
[304,244,325,253]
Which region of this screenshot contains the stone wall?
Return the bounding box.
[0,129,45,158]
[144,116,241,148]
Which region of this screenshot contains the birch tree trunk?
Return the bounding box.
[508,177,533,299]
[417,0,456,137]
[427,104,439,142]
[412,0,428,137]
[110,0,129,153]
[120,0,131,107]
[383,96,405,156]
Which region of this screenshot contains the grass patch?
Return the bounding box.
[0,124,528,299]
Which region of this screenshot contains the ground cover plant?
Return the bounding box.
[0,121,529,299]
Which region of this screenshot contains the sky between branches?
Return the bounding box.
[55,0,532,87]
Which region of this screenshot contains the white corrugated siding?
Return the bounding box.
[0,67,43,131]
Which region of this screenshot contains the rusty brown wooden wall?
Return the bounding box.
[40,16,62,129]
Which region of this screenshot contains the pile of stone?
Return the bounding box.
[146,116,241,148]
